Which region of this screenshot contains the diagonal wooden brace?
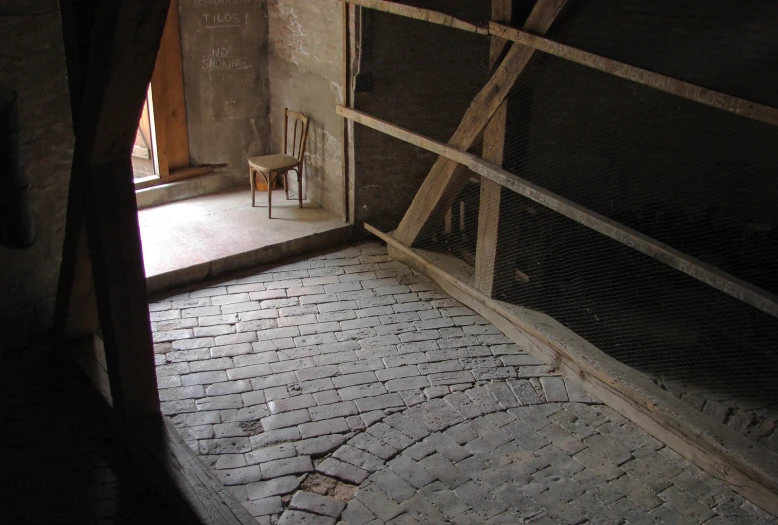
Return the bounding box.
[55,0,170,419]
[393,0,569,247]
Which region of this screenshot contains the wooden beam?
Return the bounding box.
[475,179,503,293]
[490,22,778,127]
[151,0,190,177]
[346,0,489,35]
[57,0,171,419]
[474,0,511,295]
[366,223,778,518]
[342,0,351,222]
[59,224,100,339]
[134,164,219,190]
[339,106,778,318]
[393,0,567,246]
[54,0,98,342]
[67,334,113,407]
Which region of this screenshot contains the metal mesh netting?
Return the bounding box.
[499,54,778,295]
[351,3,778,448]
[352,8,490,230]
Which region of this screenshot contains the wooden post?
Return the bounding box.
[474,0,511,295]
[392,0,568,247]
[342,0,351,222]
[56,0,171,419]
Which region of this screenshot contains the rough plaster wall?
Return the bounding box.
[179,0,271,184]
[0,9,73,349]
[267,0,344,215]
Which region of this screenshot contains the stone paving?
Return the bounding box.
[149,241,777,524]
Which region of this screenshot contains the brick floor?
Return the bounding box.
[149,241,778,524]
[2,344,186,525]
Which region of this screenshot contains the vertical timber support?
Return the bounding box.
[342,0,351,222]
[474,0,512,295]
[56,0,170,420]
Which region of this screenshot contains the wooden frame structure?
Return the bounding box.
[54,1,255,523]
[338,105,778,318]
[341,0,778,319]
[56,0,170,420]
[342,0,778,515]
[475,0,511,296]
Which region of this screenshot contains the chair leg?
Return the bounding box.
[266,172,272,218]
[297,171,303,208]
[250,167,255,207]
[284,172,290,200]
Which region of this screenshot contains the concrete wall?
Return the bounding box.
[0,9,73,349]
[179,0,271,184]
[267,0,345,215]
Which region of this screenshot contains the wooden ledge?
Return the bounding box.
[135,164,225,190]
[365,222,778,518]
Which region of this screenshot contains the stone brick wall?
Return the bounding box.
[267,0,345,216]
[0,8,73,350]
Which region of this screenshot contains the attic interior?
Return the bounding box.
[2,0,778,524]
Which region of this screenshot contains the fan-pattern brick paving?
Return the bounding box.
[149,242,777,524]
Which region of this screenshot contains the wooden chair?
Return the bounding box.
[248,109,309,218]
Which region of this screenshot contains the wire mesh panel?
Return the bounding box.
[418,55,778,449]
[350,0,778,451]
[486,190,778,399]
[352,7,491,230]
[500,54,778,295]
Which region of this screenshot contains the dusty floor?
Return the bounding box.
[138,187,346,280]
[147,241,777,525]
[2,345,186,524]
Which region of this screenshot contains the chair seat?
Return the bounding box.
[248,154,299,172]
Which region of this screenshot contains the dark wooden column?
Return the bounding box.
[55,0,171,419]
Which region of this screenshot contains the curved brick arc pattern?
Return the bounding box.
[148,242,776,524]
[318,392,775,525]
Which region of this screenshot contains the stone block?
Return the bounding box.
[260,455,313,479]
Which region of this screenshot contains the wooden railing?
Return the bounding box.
[341,0,778,516]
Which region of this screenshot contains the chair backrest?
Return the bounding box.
[284,109,310,163]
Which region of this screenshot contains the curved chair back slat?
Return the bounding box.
[285,109,310,162]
